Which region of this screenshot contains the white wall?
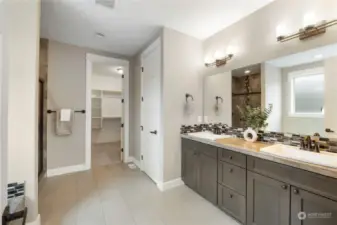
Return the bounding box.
[5,0,40,222]
[162,28,203,182]
[0,31,8,212]
[204,73,232,125]
[47,41,128,170]
[203,0,337,76]
[262,63,282,132]
[282,61,324,134]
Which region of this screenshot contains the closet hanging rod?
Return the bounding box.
[47,110,86,114]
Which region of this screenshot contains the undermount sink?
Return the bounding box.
[261,144,337,169]
[188,132,231,141]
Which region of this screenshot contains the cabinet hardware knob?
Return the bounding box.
[229,168,233,173]
[229,194,233,198]
[293,189,299,194]
[281,185,288,190]
[229,156,233,160]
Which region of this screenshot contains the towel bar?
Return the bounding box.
[47,110,86,114]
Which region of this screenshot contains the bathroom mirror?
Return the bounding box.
[204,42,337,136]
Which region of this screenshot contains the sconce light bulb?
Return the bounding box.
[303,12,317,27]
[226,45,236,55]
[214,50,225,60]
[204,56,214,64]
[276,24,287,38]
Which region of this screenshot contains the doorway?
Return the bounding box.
[85,54,130,170]
[90,62,124,167]
[141,38,163,184]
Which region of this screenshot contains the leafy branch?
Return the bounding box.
[237,104,273,130]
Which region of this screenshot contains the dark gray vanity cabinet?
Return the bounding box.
[182,146,198,190]
[182,138,337,225]
[291,187,337,225]
[247,171,290,225]
[218,148,247,224]
[198,152,217,204]
[181,139,217,204]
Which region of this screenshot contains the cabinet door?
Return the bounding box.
[247,171,290,225]
[182,148,198,190]
[198,153,217,204]
[291,187,337,225]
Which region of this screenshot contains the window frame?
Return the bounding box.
[288,67,324,118]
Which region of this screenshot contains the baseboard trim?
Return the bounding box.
[46,164,88,177]
[157,178,184,192]
[27,214,41,225]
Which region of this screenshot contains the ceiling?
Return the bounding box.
[40,0,273,56]
[267,43,337,68]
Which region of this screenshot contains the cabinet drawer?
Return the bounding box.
[218,148,246,168]
[218,161,246,196]
[247,156,337,201]
[199,142,217,159]
[218,184,246,224]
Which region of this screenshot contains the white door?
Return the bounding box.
[324,56,337,138]
[141,39,162,183]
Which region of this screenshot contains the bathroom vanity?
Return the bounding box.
[181,135,337,225]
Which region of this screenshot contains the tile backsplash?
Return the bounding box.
[181,123,337,153]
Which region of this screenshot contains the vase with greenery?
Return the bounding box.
[237,104,273,130]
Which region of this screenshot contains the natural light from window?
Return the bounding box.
[290,70,324,116]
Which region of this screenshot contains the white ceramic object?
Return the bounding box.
[243,127,258,142]
[261,144,337,169]
[188,132,231,141]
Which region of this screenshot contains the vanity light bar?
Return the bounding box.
[205,54,234,67]
[277,19,337,42]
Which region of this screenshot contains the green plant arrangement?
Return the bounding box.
[237,104,273,130]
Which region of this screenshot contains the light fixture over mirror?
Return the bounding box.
[205,54,233,67]
[276,14,337,43]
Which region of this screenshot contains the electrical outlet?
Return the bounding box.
[197,116,202,123]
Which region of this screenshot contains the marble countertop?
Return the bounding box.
[181,134,337,179]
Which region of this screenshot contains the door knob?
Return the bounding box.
[150,130,157,135]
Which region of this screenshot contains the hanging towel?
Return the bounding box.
[56,109,73,136]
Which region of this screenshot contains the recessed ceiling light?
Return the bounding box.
[245,70,251,74]
[95,32,105,38]
[314,54,323,59]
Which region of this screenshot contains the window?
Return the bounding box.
[289,68,324,117]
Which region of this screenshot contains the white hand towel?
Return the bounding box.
[60,109,72,122]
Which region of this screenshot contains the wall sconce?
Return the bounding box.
[205,54,233,67]
[185,93,194,103]
[215,96,223,104]
[277,19,337,42]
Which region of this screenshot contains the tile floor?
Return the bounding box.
[39,143,239,225]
